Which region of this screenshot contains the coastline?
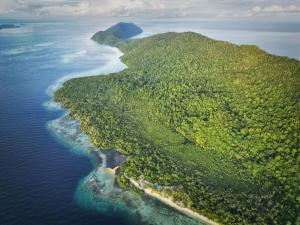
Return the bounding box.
[46,115,206,225]
[126,175,219,225]
[85,39,219,225]
[48,36,217,224]
[48,114,216,225]
[45,45,126,97]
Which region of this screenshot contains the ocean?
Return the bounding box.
[0,18,299,225]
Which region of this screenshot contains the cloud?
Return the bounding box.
[0,0,209,18]
[0,0,299,18]
[220,3,300,17]
[249,4,300,15]
[9,0,89,16]
[84,0,205,17]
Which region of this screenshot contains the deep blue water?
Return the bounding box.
[0,21,131,225]
[0,19,299,225]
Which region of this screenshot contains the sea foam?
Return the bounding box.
[46,46,126,96]
[0,27,33,35]
[1,42,55,56]
[34,42,55,47]
[0,47,39,55]
[61,50,87,64]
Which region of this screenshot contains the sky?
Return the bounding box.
[0,0,300,20]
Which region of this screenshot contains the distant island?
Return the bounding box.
[55,22,300,224]
[0,24,21,30]
[91,22,142,45]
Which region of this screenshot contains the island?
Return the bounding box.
[91,22,142,45]
[0,24,21,30]
[54,22,300,224]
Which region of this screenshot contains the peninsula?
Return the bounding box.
[54,22,300,224]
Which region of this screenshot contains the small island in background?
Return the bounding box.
[54,22,300,225]
[0,24,21,30]
[92,22,142,45]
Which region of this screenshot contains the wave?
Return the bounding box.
[34,42,55,47]
[45,46,126,97]
[1,41,56,56]
[0,27,33,35]
[44,46,126,112]
[43,101,62,111]
[61,50,87,64]
[1,46,40,55]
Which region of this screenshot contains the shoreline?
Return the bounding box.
[89,40,219,225]
[47,115,206,225]
[126,175,219,225]
[48,36,218,224]
[48,114,216,225]
[45,45,126,97]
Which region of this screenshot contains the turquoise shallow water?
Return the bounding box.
[47,115,204,225]
[0,19,299,225]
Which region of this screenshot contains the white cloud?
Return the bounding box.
[0,0,209,18]
[249,4,300,15]
[9,0,89,16]
[0,0,299,18]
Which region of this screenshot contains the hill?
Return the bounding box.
[55,28,300,224]
[91,22,142,45]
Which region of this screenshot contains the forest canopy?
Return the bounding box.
[55,25,300,224]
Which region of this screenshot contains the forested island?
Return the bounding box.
[54,23,300,224]
[91,22,142,45]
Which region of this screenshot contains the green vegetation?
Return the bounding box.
[55,26,300,224]
[91,22,142,45]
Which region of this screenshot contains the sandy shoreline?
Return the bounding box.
[126,175,219,225]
